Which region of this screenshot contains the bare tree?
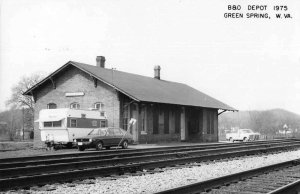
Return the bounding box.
[5,73,45,139]
[6,73,45,111]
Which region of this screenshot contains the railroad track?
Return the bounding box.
[1,139,296,169]
[0,139,296,167]
[156,158,300,194]
[1,139,300,191]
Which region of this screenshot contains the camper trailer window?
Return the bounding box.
[44,122,52,127]
[71,119,77,127]
[92,120,97,127]
[53,121,61,127]
[44,121,62,127]
[100,121,106,128]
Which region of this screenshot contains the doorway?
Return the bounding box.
[187,108,202,141]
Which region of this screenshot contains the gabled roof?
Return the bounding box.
[24,61,236,111]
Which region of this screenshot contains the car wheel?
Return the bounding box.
[243,137,248,142]
[229,137,234,143]
[105,146,110,150]
[78,146,85,151]
[96,141,103,151]
[121,140,128,149]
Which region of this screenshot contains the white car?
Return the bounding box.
[226,129,260,142]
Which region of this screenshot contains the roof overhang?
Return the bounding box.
[35,116,65,122]
[218,108,238,115]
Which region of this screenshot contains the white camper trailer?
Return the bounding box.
[37,108,107,147]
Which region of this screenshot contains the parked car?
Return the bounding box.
[74,127,134,151]
[226,129,260,142]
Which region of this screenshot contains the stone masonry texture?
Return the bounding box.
[33,66,120,147]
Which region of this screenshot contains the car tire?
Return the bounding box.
[96,141,103,151]
[243,137,248,142]
[229,137,234,143]
[78,146,85,151]
[121,140,128,149]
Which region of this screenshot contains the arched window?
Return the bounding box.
[94,102,104,111]
[94,102,105,116]
[47,103,57,109]
[70,102,80,109]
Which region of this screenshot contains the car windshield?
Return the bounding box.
[88,128,107,136]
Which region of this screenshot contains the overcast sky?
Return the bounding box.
[1,0,300,114]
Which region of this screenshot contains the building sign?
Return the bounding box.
[65,92,85,97]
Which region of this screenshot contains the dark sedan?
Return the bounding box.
[74,127,134,151]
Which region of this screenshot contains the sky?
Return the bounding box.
[0,0,300,114]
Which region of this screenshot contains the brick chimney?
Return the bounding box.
[154,65,161,79]
[96,56,105,68]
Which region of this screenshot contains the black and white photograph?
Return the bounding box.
[0,0,300,193]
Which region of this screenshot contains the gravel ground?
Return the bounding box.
[7,149,300,194]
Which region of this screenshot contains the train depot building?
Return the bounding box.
[24,56,235,146]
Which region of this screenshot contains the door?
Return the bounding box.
[112,128,123,145]
[104,128,116,146]
[188,109,199,137]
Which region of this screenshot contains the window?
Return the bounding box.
[158,108,164,133]
[122,106,129,130]
[70,119,77,127]
[100,120,106,128]
[44,122,52,127]
[107,128,114,136]
[44,121,61,127]
[94,102,105,116]
[92,120,97,127]
[175,109,181,134]
[53,121,61,127]
[70,102,80,109]
[89,128,106,136]
[153,106,159,134]
[141,106,147,133]
[47,103,57,109]
[113,128,123,136]
[94,102,104,110]
[164,109,169,134]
